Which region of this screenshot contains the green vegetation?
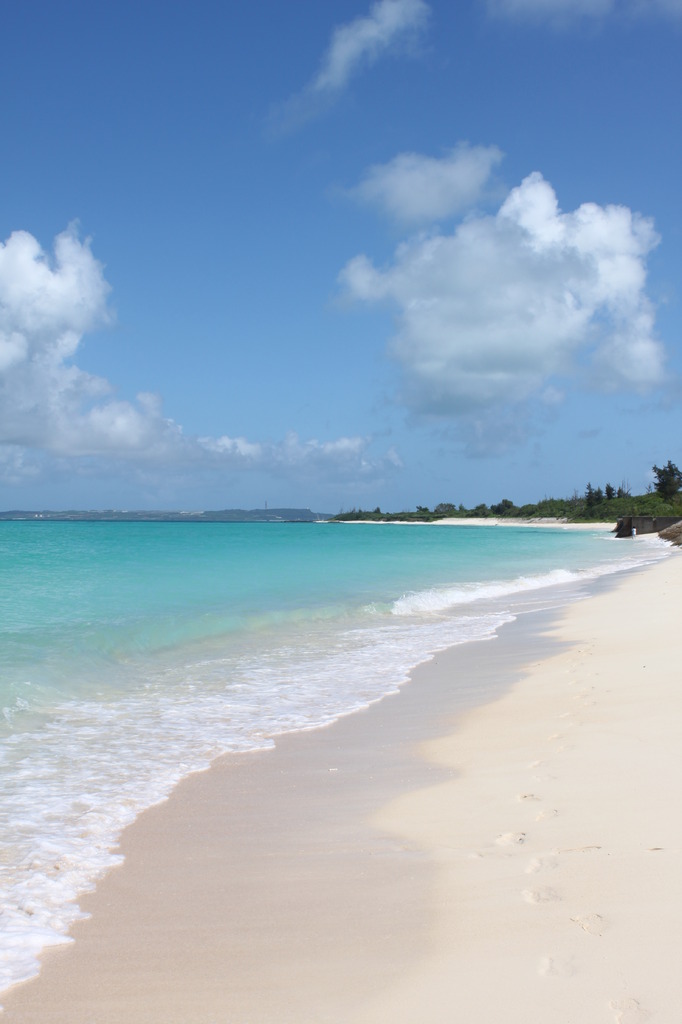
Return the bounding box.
[652,460,682,501]
[332,462,682,524]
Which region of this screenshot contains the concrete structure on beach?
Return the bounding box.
[614,514,682,538]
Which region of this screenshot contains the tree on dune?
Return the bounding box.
[652,461,682,501]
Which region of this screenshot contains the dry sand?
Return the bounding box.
[433,517,616,529]
[337,518,617,529]
[2,553,680,1023]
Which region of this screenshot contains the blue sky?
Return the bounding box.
[1,0,680,512]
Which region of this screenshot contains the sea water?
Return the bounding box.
[0,520,668,993]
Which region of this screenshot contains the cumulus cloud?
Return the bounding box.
[348,143,504,225]
[0,226,398,490]
[0,226,188,460]
[340,170,664,444]
[270,0,429,132]
[198,431,402,481]
[0,226,111,369]
[485,0,682,24]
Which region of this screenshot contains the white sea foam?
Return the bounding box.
[0,606,511,997]
[391,545,665,616]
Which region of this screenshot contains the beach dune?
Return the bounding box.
[2,555,680,1023]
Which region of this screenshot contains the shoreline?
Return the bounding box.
[435,517,616,529]
[333,517,617,529]
[2,553,679,1021]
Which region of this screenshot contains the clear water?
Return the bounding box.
[0,520,668,994]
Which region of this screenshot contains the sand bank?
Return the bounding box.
[2,555,679,1023]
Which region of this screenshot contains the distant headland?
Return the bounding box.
[331,462,682,526]
[0,508,332,523]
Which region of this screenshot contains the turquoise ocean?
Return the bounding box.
[0,520,668,993]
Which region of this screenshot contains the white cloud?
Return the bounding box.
[270,0,429,132]
[340,170,664,442]
[0,227,399,491]
[348,143,504,225]
[200,431,400,480]
[199,435,265,462]
[312,0,430,94]
[0,445,42,485]
[485,0,682,23]
[0,226,111,364]
[0,226,186,459]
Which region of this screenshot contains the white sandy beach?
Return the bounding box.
[434,517,616,529]
[2,552,680,1023]
[358,552,682,1024]
[342,516,616,528]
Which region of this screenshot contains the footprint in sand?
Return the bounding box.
[609,996,651,1023]
[535,808,559,821]
[517,792,540,802]
[525,853,559,874]
[495,832,526,846]
[570,912,605,936]
[538,956,575,978]
[522,886,560,904]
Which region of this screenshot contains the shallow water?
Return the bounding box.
[0,520,667,993]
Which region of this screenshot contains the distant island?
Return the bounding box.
[0,508,332,523]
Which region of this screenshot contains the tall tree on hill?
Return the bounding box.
[652,461,682,500]
[585,483,603,508]
[491,498,516,516]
